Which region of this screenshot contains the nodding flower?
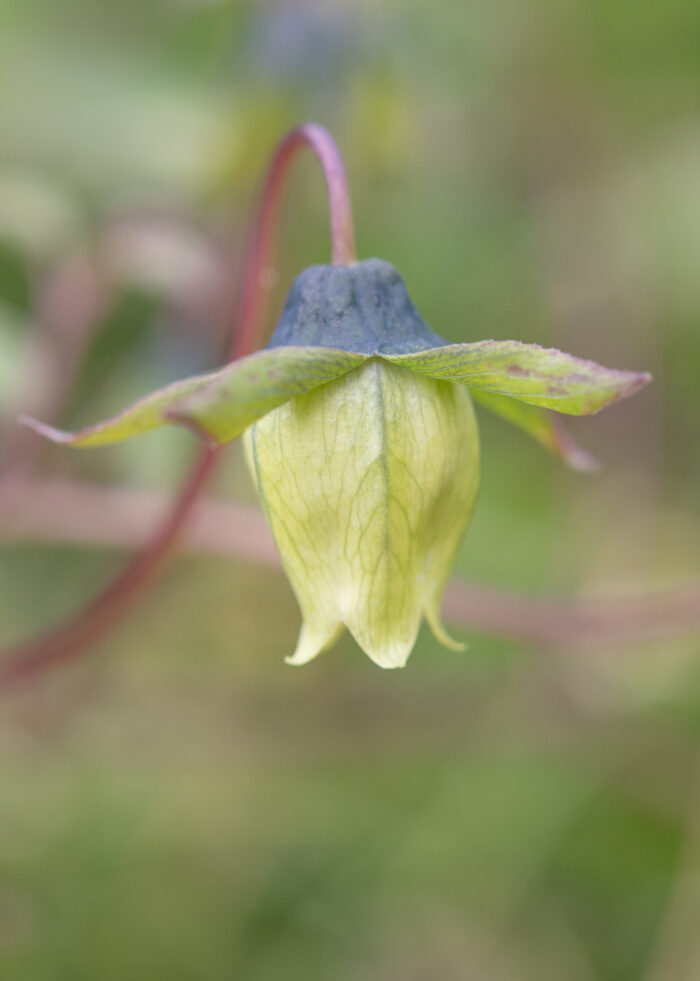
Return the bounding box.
[22,257,651,667]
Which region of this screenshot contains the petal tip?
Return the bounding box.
[365,650,410,669]
[563,447,601,474]
[550,418,601,474]
[583,369,653,417]
[425,605,466,652]
[625,370,653,397]
[285,620,344,666]
[18,415,75,445]
[638,370,653,386]
[284,653,312,667]
[344,622,417,669]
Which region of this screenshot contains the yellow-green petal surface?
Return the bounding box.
[246,358,480,668]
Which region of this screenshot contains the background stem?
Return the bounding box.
[4,478,700,650]
[0,123,356,691]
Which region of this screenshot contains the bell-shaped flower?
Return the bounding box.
[23,259,651,667]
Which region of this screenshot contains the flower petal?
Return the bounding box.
[383,342,651,415]
[424,601,467,652]
[245,358,480,668]
[20,347,367,447]
[286,620,345,666]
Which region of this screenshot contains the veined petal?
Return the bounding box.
[286,620,345,666]
[243,424,344,666]
[246,359,480,668]
[384,341,651,415]
[20,346,366,447]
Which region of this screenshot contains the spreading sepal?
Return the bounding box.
[386,341,651,415]
[18,248,652,671]
[469,389,599,472]
[20,346,366,447]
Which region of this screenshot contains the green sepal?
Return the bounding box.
[469,389,599,472]
[20,346,367,447]
[385,341,652,415]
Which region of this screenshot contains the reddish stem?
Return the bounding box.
[0,123,356,691]
[234,123,356,356]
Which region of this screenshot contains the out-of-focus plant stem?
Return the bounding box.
[3,478,700,651]
[0,123,356,691]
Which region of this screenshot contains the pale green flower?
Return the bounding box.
[23,259,651,667]
[243,358,478,667]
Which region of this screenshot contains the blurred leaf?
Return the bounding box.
[0,242,32,314]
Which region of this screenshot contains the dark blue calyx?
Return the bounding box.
[267,258,448,355]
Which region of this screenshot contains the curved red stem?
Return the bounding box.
[0,123,356,690]
[234,123,356,357]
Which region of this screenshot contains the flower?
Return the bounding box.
[23,258,651,667]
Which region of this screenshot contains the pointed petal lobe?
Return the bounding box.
[286,620,345,666]
[20,347,366,447]
[384,342,651,415]
[424,601,466,652]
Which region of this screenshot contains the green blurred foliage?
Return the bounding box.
[0,0,699,978]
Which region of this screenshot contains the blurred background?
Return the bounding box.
[0,0,699,978]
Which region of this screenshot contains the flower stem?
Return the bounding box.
[0,123,357,691]
[235,124,356,356]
